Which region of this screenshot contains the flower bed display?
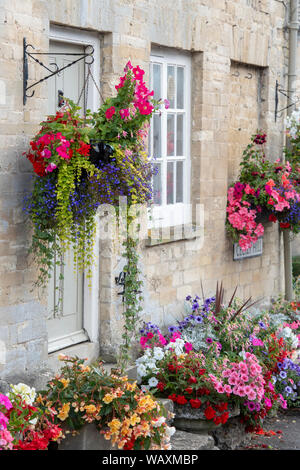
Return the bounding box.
[226,133,300,251]
[135,284,300,435]
[0,357,175,451]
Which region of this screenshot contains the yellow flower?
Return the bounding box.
[103,394,114,404]
[108,419,122,434]
[137,395,157,413]
[126,381,137,392]
[85,404,97,414]
[120,375,128,382]
[79,364,91,373]
[129,413,141,426]
[58,403,70,421]
[59,378,70,389]
[36,394,44,404]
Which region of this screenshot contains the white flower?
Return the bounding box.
[147,361,158,372]
[153,347,164,361]
[137,364,147,378]
[9,383,36,405]
[165,426,176,438]
[152,416,166,427]
[148,377,158,388]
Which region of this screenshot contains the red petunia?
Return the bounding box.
[221,412,229,424]
[185,387,193,395]
[168,394,178,402]
[204,406,216,420]
[198,369,206,376]
[190,399,201,409]
[77,142,90,156]
[188,376,197,384]
[157,382,165,392]
[176,395,188,405]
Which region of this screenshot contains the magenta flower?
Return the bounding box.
[0,395,12,411]
[184,342,193,352]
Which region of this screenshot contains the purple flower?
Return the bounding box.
[206,337,213,344]
[168,326,177,333]
[280,371,287,379]
[195,316,203,324]
[247,402,256,412]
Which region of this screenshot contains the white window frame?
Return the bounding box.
[149,47,191,229]
[47,25,100,351]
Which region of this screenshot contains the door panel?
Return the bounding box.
[47,40,88,353]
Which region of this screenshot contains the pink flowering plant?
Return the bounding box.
[226,133,300,251]
[89,61,161,147]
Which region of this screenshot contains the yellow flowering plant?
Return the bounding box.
[37,356,175,450]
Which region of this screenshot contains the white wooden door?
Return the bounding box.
[47,40,88,353]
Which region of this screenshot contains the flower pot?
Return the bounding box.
[173,403,240,433]
[57,424,113,451]
[89,141,115,167]
[254,208,273,224]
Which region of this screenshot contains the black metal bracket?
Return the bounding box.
[115,271,142,303]
[23,37,94,106]
[275,80,300,122]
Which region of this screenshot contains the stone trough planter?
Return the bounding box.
[173,403,240,433]
[57,424,113,451]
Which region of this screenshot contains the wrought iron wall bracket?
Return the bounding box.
[23,37,94,106]
[115,271,142,303]
[275,79,300,122]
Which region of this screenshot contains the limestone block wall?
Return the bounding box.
[0,0,288,373]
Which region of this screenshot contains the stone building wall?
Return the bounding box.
[0,0,288,380]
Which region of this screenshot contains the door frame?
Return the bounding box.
[48,25,101,349]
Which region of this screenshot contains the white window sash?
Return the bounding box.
[149,50,191,228]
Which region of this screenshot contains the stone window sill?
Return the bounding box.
[145,224,200,247]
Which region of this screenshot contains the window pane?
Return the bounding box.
[167,162,174,205]
[153,114,161,158]
[153,162,162,205]
[176,161,184,203]
[153,63,161,100]
[176,114,184,156]
[177,67,184,109]
[167,65,175,108]
[167,114,175,156]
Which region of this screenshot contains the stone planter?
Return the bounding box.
[58,424,113,451]
[173,403,240,434]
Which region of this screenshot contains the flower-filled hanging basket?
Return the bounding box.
[226,133,300,252]
[23,61,166,289]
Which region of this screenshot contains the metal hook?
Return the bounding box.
[245,72,252,79]
[231,71,240,77]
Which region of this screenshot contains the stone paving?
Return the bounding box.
[238,409,300,451]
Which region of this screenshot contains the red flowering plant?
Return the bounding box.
[151,350,232,427]
[0,385,62,451]
[226,132,300,251]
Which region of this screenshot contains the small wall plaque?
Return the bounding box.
[233,237,263,260]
